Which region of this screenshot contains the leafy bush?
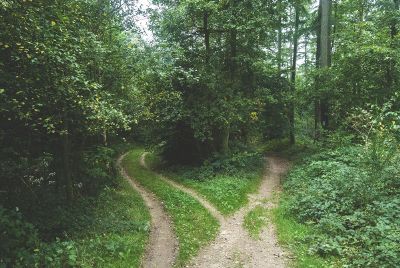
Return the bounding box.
[283,146,400,267]
[79,146,117,195]
[0,207,39,266]
[176,149,264,181]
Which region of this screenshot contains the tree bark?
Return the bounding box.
[220,124,230,154]
[289,4,300,145]
[315,0,331,139]
[277,1,283,73]
[204,11,210,64]
[63,114,73,204]
[391,0,399,38]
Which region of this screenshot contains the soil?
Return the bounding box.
[186,156,290,268]
[141,153,290,268]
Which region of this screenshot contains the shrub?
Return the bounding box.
[283,146,400,267]
[0,207,39,266]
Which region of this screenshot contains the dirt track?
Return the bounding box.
[117,153,178,268]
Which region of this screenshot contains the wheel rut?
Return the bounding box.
[188,156,290,268]
[141,153,225,224]
[117,153,178,268]
[138,152,291,268]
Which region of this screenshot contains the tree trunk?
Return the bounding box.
[391,0,399,38]
[63,115,73,204]
[315,0,331,139]
[220,124,230,154]
[229,28,237,79]
[204,11,210,64]
[289,4,300,145]
[314,2,322,140]
[103,129,108,146]
[277,2,283,73]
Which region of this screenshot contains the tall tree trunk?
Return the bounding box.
[103,129,108,146]
[391,0,399,38]
[304,33,309,74]
[289,4,300,145]
[220,124,230,154]
[388,0,399,93]
[277,2,283,73]
[320,0,331,129]
[230,28,237,79]
[314,2,322,140]
[63,114,73,204]
[204,11,210,64]
[315,0,331,139]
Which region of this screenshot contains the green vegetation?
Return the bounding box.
[2,0,400,266]
[1,171,150,267]
[122,149,219,266]
[272,203,336,268]
[157,150,265,215]
[279,145,400,268]
[243,206,270,239]
[72,179,150,268]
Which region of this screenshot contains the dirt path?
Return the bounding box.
[141,153,225,223]
[187,156,290,268]
[141,152,290,268]
[117,153,178,268]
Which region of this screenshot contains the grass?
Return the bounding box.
[122,149,219,266]
[71,177,150,267]
[146,153,265,215]
[171,174,263,215]
[271,197,337,268]
[243,205,270,239]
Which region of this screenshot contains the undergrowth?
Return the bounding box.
[1,143,150,267]
[1,174,150,267]
[278,145,400,267]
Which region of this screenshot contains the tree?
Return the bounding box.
[314,0,331,138]
[289,2,300,145]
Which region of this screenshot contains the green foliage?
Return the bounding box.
[161,149,265,214]
[243,206,270,239]
[0,142,150,267]
[122,149,219,266]
[0,207,39,266]
[148,0,290,159]
[0,0,147,207]
[282,146,400,267]
[272,204,337,268]
[79,146,117,194]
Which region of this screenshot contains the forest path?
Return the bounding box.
[117,153,178,268]
[186,156,290,268]
[141,153,225,224]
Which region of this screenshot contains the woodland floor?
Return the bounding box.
[120,151,291,268]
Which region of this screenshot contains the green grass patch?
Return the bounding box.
[272,200,337,268]
[171,174,262,215]
[72,179,151,267]
[243,205,269,239]
[148,150,265,215]
[122,149,219,266]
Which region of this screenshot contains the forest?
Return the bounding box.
[1,0,399,267]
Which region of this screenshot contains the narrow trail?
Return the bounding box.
[117,153,178,268]
[188,156,290,268]
[141,152,290,268]
[141,153,225,223]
